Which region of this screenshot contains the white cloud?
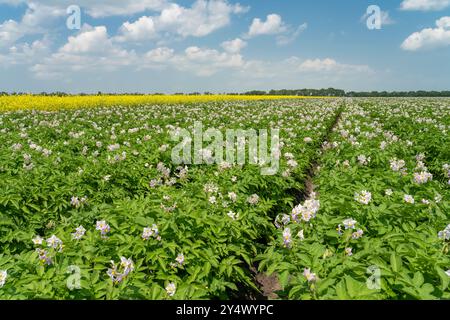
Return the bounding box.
[115,0,248,42]
[83,0,167,18]
[115,16,157,42]
[401,16,450,50]
[246,13,307,45]
[31,29,245,79]
[132,45,247,76]
[30,25,136,79]
[295,58,373,74]
[0,0,168,17]
[221,38,247,53]
[0,37,50,67]
[0,2,64,47]
[0,20,22,45]
[144,47,174,62]
[1,1,248,46]
[247,14,287,37]
[400,0,450,11]
[179,46,244,75]
[61,25,115,54]
[436,16,450,28]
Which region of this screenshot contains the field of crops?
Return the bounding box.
[0,97,449,300]
[0,95,324,112]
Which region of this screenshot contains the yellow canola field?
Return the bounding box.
[0,95,328,111]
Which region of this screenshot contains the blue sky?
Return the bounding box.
[0,0,449,93]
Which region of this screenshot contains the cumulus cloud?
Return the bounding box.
[0,2,64,47]
[127,45,246,76]
[247,14,287,37]
[401,16,450,50]
[115,16,158,42]
[82,0,167,18]
[30,24,245,79]
[30,25,137,79]
[221,38,247,53]
[400,0,450,11]
[115,0,248,42]
[144,47,174,62]
[291,58,373,74]
[61,25,116,54]
[0,37,50,67]
[175,46,244,76]
[1,0,249,46]
[245,13,307,45]
[0,0,168,17]
[0,0,376,89]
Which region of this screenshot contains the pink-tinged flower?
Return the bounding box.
[227,211,238,220]
[175,253,185,266]
[107,144,120,152]
[208,196,217,204]
[36,248,52,265]
[345,248,353,256]
[207,181,221,193]
[11,143,22,151]
[438,224,450,241]
[166,282,176,297]
[247,194,260,205]
[46,235,63,252]
[71,225,86,240]
[32,236,43,245]
[352,229,364,240]
[107,262,122,284]
[107,257,134,283]
[149,179,161,188]
[71,196,87,208]
[287,159,298,168]
[96,220,111,237]
[357,155,370,166]
[142,224,159,240]
[274,214,290,228]
[282,228,292,248]
[390,158,406,172]
[413,171,433,184]
[120,257,134,276]
[336,224,343,236]
[219,162,232,171]
[404,194,415,204]
[291,198,320,223]
[228,192,237,202]
[354,190,372,205]
[343,218,357,230]
[303,268,316,282]
[0,270,7,287]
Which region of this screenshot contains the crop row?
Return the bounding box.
[0,100,340,299]
[258,99,450,299]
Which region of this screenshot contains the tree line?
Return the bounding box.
[1,89,450,97]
